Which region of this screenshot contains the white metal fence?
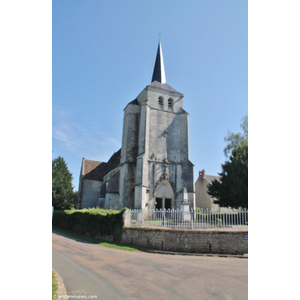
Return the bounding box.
[125,208,248,230]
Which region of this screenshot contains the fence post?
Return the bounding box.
[123,209,131,226]
[241,208,244,227]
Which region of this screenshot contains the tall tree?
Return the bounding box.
[208,142,248,209]
[224,115,248,158]
[52,156,76,209]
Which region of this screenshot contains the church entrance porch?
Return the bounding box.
[155,197,171,210]
[154,181,174,210]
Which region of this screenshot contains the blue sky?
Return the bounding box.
[52,0,248,190]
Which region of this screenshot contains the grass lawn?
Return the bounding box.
[52,271,58,299]
[52,226,139,252]
[144,220,163,226]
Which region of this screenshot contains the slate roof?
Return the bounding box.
[105,148,121,175]
[151,41,166,84]
[149,80,181,94]
[128,99,139,105]
[177,107,188,114]
[125,81,182,110]
[202,175,221,185]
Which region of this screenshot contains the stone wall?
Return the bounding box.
[121,227,248,255]
[80,179,102,208]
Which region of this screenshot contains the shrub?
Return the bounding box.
[52,208,125,242]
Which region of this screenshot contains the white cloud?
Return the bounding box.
[52,103,120,160]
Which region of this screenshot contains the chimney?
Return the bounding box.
[199,169,205,178]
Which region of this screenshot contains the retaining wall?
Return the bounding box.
[121,227,248,255]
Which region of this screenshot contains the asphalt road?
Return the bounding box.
[52,231,248,300]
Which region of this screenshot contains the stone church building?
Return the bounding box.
[78,42,195,210]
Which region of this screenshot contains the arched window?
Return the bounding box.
[168,98,173,108]
[158,96,164,107]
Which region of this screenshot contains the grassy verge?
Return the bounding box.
[52,271,58,299]
[52,226,138,251]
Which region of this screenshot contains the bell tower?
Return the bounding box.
[119,41,195,210]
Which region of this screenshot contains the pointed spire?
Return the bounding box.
[151,41,166,84]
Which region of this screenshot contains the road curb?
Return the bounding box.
[142,249,248,258]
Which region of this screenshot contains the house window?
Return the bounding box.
[158,96,164,107]
[168,98,173,108]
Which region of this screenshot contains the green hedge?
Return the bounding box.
[52,208,125,241]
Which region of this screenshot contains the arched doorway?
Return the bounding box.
[154,181,174,210]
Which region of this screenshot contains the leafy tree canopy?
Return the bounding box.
[208,116,248,209]
[224,115,248,158]
[52,156,77,209]
[208,143,248,209]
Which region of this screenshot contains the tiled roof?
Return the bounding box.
[82,159,108,181]
[81,148,122,181]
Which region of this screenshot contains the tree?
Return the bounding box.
[208,116,248,209]
[224,115,248,158]
[52,156,77,209]
[208,142,248,209]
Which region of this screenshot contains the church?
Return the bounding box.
[77,42,195,211]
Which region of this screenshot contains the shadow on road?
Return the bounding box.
[52,229,97,245]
